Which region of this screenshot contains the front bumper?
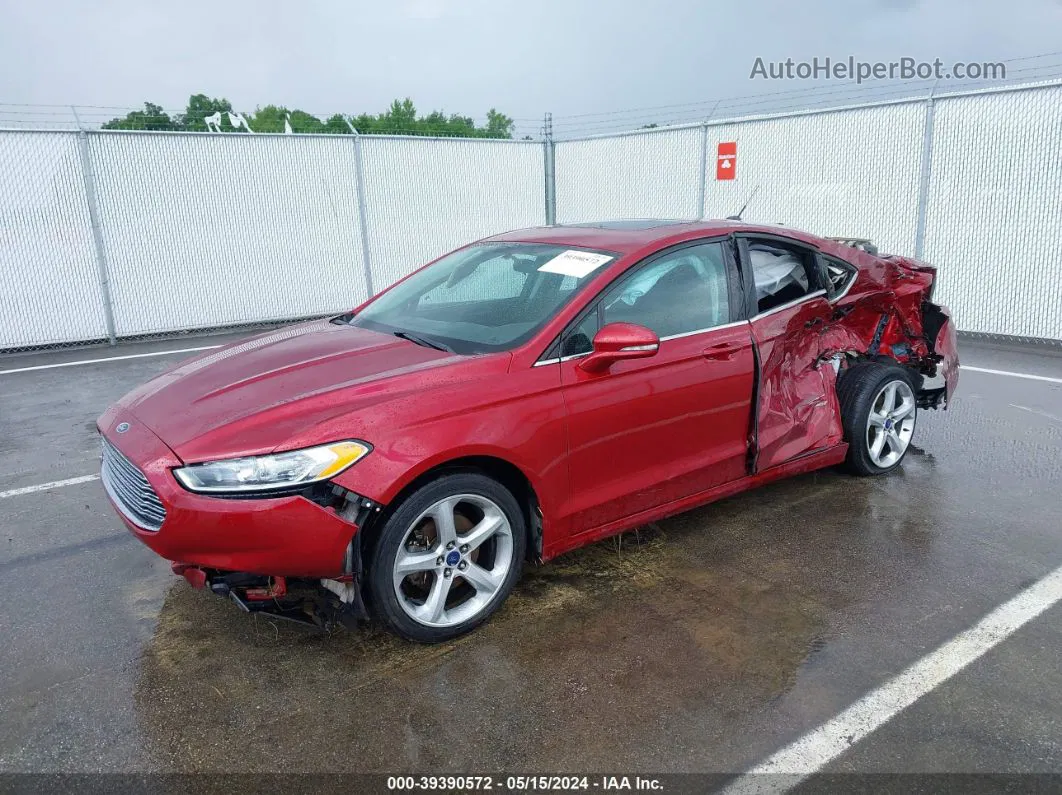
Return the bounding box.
[97,419,360,577]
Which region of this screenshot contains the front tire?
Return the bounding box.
[837,361,918,476]
[367,472,526,643]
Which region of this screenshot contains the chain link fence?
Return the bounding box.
[90,131,371,338]
[699,100,927,258]
[0,131,108,348]
[0,131,545,352]
[923,85,1062,341]
[554,80,1062,344]
[359,137,546,291]
[554,126,705,222]
[2,80,1062,352]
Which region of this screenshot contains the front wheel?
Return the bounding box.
[837,361,918,476]
[366,472,526,643]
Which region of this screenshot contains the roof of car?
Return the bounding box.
[487,219,825,254]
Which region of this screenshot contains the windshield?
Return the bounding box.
[346,243,617,354]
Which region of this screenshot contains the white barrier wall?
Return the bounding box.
[554,87,1062,340]
[554,127,703,222]
[701,101,928,258]
[360,137,546,290]
[923,86,1062,340]
[0,132,545,349]
[0,132,108,347]
[89,132,370,337]
[3,83,1062,350]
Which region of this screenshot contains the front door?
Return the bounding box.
[556,241,755,535]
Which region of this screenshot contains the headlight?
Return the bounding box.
[173,440,371,494]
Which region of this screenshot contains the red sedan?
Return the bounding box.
[98,220,959,642]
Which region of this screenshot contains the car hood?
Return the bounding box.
[115,320,486,462]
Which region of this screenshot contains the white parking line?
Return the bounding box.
[0,345,222,375]
[1010,404,1062,424]
[960,365,1062,385]
[722,564,1062,794]
[0,475,100,499]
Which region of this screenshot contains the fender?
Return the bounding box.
[333,441,546,505]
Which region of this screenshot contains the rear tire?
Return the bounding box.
[836,361,918,476]
[367,472,526,643]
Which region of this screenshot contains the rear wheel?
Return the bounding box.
[837,361,918,476]
[367,472,526,643]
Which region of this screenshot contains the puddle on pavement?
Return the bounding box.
[134,460,982,772]
[134,477,874,773]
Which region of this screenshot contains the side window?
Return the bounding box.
[552,242,731,360]
[600,243,730,338]
[823,255,857,299]
[746,239,818,314]
[420,255,527,305]
[561,310,600,357]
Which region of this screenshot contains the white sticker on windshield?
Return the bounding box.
[538,250,613,279]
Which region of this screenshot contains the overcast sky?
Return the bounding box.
[2,0,1060,134]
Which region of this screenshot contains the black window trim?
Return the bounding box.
[534,235,743,366]
[821,253,859,302]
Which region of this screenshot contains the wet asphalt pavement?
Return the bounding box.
[1,333,1061,779]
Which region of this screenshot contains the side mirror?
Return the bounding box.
[578,322,660,374]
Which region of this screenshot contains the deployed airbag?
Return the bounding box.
[749,247,809,301]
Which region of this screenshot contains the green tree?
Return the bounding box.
[322,113,353,134]
[375,98,418,134]
[101,102,177,131]
[245,104,287,133]
[179,94,235,131]
[484,108,514,139]
[102,94,517,139]
[349,113,376,134]
[288,110,327,134]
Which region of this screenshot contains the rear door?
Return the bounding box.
[737,235,843,472]
[551,240,755,533]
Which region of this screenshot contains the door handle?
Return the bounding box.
[702,342,736,361]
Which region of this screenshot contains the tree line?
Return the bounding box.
[102,94,517,138]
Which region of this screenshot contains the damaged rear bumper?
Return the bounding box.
[920,302,960,408]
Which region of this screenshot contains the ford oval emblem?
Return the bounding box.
[115,422,130,434]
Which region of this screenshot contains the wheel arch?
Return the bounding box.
[837,351,925,390]
[357,453,545,564]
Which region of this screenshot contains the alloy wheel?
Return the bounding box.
[392,494,514,628]
[865,379,916,469]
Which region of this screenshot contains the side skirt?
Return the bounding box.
[542,443,848,561]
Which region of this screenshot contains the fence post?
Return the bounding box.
[72,108,117,345]
[913,92,937,259]
[697,122,709,219]
[543,112,557,225]
[350,128,376,298]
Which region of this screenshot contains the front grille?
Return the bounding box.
[101,437,166,531]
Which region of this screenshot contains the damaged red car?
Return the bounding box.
[98,219,959,642]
